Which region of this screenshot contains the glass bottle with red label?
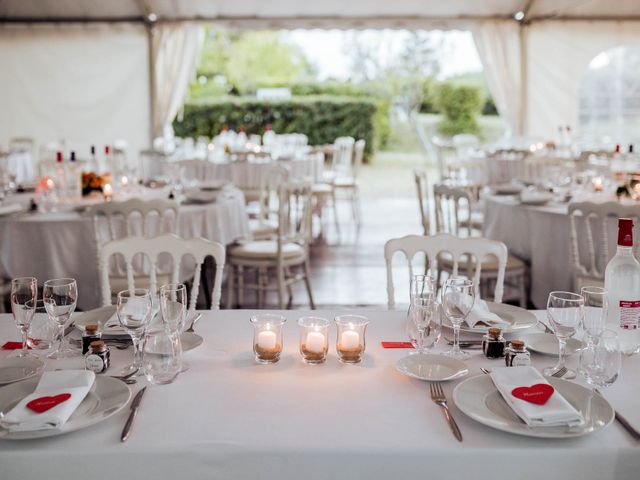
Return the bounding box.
[604,218,640,355]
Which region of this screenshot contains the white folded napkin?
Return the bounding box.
[490,367,584,427]
[456,295,508,328]
[1,370,95,432]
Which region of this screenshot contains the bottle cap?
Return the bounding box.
[90,145,96,155]
[56,151,63,162]
[615,144,621,153]
[89,340,106,352]
[85,324,99,335]
[487,327,502,339]
[510,340,525,350]
[618,218,634,247]
[105,145,110,154]
[70,151,76,162]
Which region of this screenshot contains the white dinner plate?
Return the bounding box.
[492,183,523,195]
[0,357,45,385]
[519,191,554,206]
[453,374,614,438]
[183,189,219,204]
[442,302,538,334]
[200,180,228,191]
[522,333,583,356]
[0,376,131,440]
[395,353,468,382]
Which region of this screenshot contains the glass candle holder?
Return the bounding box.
[250,314,286,364]
[335,315,369,364]
[298,316,329,364]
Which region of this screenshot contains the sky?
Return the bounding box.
[284,29,483,81]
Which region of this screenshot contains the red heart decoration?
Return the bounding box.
[26,393,71,414]
[511,384,554,405]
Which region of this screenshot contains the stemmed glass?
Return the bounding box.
[43,278,78,359]
[578,330,621,390]
[10,277,37,357]
[406,274,437,349]
[544,291,584,379]
[160,283,187,369]
[117,289,153,376]
[442,277,475,360]
[581,286,608,346]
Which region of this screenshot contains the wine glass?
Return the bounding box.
[10,277,37,357]
[581,286,608,345]
[117,289,152,376]
[442,277,475,360]
[43,278,78,359]
[578,330,621,390]
[409,295,441,354]
[544,291,584,379]
[160,283,187,370]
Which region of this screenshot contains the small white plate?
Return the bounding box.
[523,333,583,356]
[453,374,614,438]
[520,192,553,205]
[0,376,131,440]
[200,180,228,191]
[181,332,203,352]
[443,302,538,335]
[0,357,45,385]
[492,183,523,195]
[396,353,468,382]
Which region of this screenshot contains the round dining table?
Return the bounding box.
[0,187,250,310]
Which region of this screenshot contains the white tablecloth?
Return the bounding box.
[0,188,250,310]
[178,156,324,189]
[0,309,638,480]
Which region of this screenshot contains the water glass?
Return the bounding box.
[10,277,37,357]
[410,274,435,302]
[581,286,608,344]
[335,315,369,364]
[27,300,58,357]
[408,295,441,353]
[43,278,78,359]
[159,283,187,335]
[143,329,182,385]
[578,330,621,390]
[442,277,475,360]
[251,314,286,364]
[117,289,152,376]
[544,291,584,379]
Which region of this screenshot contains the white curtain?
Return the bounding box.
[152,23,204,139]
[470,21,523,135]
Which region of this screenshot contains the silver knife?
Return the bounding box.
[121,386,147,442]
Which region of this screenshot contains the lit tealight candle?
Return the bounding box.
[257,329,277,350]
[103,183,113,200]
[121,175,129,187]
[46,178,55,190]
[593,177,603,192]
[305,331,326,354]
[340,330,360,350]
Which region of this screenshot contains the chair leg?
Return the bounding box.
[237,266,245,308]
[331,189,340,243]
[277,265,286,310]
[256,268,264,308]
[226,264,235,309]
[518,272,527,308]
[302,260,315,310]
[285,267,294,309]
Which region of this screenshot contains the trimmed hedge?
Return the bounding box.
[435,84,483,137]
[174,96,377,159]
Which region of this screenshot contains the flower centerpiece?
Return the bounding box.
[81,172,112,197]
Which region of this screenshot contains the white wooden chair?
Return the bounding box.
[249,164,289,241]
[384,233,508,309]
[98,233,226,314]
[414,169,430,235]
[569,202,640,290]
[87,198,180,297]
[227,181,315,309]
[524,156,574,183]
[433,184,527,306]
[330,138,364,232]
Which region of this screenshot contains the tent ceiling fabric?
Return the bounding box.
[1,0,640,25]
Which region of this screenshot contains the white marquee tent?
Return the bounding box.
[1,0,640,157]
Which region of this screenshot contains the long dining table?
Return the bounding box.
[0,309,638,480]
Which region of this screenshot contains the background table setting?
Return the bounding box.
[0,288,638,479]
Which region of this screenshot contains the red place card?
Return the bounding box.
[511,384,554,405]
[1,342,30,350]
[381,341,414,349]
[27,393,72,413]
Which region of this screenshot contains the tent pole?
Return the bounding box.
[146,22,156,145]
[518,23,528,136]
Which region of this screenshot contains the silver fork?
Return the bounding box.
[429,382,463,442]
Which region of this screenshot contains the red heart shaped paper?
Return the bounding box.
[26,393,71,413]
[511,384,554,405]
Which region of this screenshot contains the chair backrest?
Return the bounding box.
[277,181,313,253]
[413,169,430,235]
[99,233,226,312]
[433,183,475,237]
[524,156,574,182]
[352,139,366,180]
[9,137,35,155]
[568,202,640,288]
[384,233,508,309]
[138,149,170,183]
[258,164,290,223]
[332,136,355,177]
